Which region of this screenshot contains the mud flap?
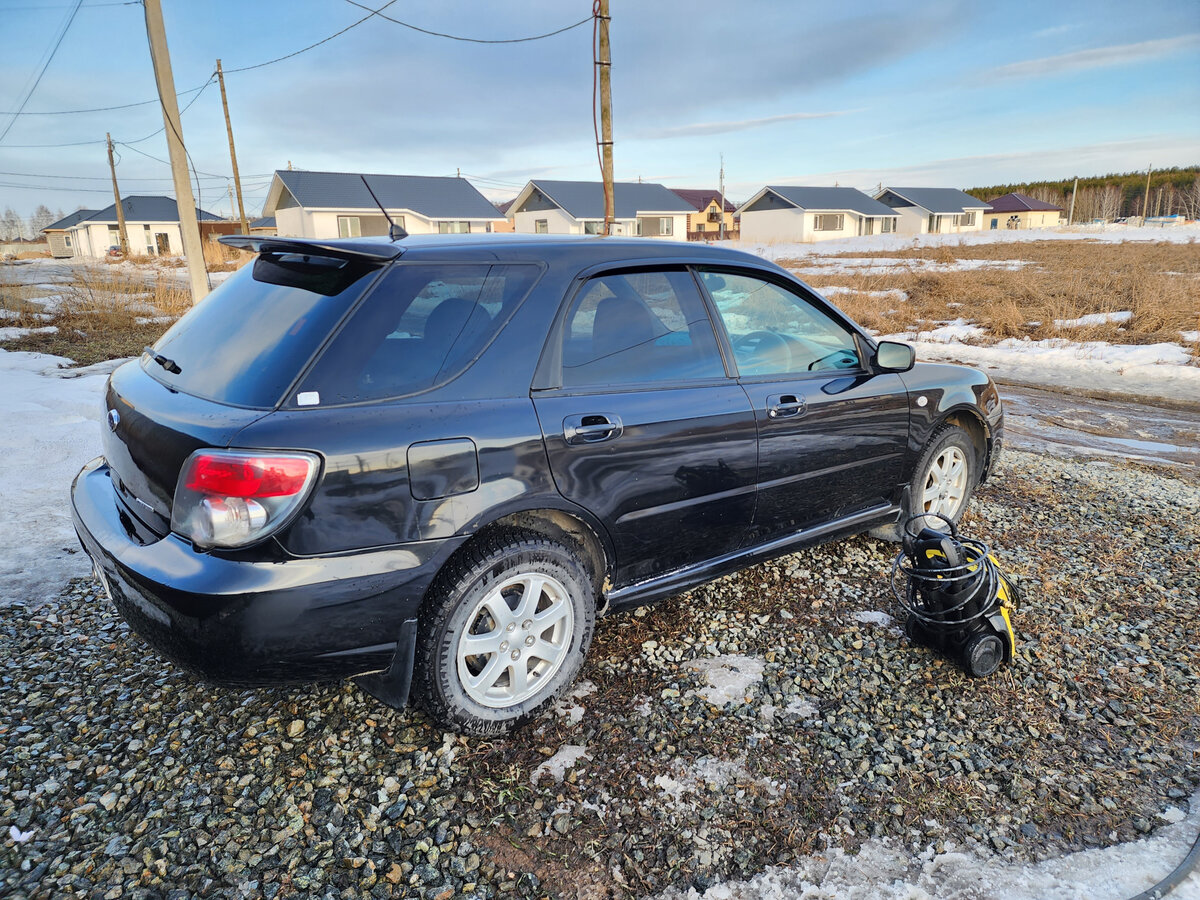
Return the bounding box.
[354,617,419,709]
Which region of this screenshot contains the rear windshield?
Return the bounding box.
[292,263,539,406]
[145,252,383,408]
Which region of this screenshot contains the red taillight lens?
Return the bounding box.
[173,449,319,549]
[185,454,312,498]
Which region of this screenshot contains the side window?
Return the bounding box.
[560,270,725,388]
[299,264,538,404]
[698,270,862,376]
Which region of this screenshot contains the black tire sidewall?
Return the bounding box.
[906,425,979,530]
[416,536,595,735]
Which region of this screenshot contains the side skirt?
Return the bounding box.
[604,503,899,613]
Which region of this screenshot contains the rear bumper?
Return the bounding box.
[71,458,459,687]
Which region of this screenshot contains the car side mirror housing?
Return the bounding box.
[875,341,915,372]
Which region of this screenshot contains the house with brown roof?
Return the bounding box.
[983,193,1063,230]
[671,189,737,240]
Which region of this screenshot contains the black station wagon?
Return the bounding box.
[72,234,1003,734]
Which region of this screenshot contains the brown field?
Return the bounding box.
[782,239,1200,351]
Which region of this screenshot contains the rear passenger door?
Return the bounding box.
[697,268,910,542]
[532,267,757,586]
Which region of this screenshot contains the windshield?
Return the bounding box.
[145,251,384,408]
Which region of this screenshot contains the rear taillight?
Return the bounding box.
[172,450,319,549]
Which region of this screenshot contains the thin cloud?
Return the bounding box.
[640,110,859,140]
[1033,24,1076,39]
[987,33,1200,80]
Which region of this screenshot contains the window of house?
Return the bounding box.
[338,216,362,238]
[583,221,604,235]
[698,270,862,377]
[960,211,976,226]
[881,217,895,234]
[813,214,844,232]
[108,226,120,246]
[438,221,470,234]
[535,219,549,234]
[927,214,940,232]
[560,270,725,388]
[707,209,721,223]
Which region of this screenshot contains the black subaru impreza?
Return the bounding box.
[72,233,1002,734]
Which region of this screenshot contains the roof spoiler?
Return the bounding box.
[218,235,403,262]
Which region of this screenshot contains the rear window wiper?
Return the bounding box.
[143,346,181,374]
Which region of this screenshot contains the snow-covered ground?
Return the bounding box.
[660,794,1200,900]
[0,351,123,606]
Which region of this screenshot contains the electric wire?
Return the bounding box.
[0,0,85,145]
[341,0,592,43]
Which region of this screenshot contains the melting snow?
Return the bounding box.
[531,745,590,785]
[1054,311,1132,328]
[854,611,894,627]
[686,654,765,707]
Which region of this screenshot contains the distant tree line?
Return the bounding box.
[1,205,68,242]
[966,167,1200,222]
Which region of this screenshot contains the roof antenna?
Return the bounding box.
[359,175,407,241]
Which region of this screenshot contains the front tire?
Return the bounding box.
[412,531,596,735]
[905,424,979,532]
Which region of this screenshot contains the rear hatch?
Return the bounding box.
[102,246,388,536]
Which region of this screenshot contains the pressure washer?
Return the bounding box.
[891,513,1020,677]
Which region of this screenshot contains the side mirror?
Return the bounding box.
[875,340,915,372]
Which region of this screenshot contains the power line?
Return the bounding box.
[0,168,264,181]
[0,0,85,145]
[341,0,593,43]
[0,82,210,116]
[222,0,402,73]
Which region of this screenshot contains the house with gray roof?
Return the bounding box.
[874,187,988,235]
[262,170,504,239]
[59,196,221,259]
[735,186,899,243]
[42,209,97,258]
[508,180,693,238]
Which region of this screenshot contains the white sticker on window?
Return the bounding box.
[296,391,320,407]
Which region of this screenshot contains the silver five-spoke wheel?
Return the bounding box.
[455,573,574,708]
[921,445,968,522]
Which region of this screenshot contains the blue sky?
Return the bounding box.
[0,0,1197,220]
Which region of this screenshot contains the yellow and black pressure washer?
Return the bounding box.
[891,513,1020,677]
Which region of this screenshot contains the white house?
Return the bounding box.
[60,196,222,259]
[736,186,899,242]
[42,208,96,258]
[873,187,988,235]
[262,170,504,238]
[508,180,692,238]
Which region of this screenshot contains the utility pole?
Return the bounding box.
[1142,164,1152,224]
[718,153,726,240]
[596,0,614,235]
[105,133,130,255]
[1068,177,1078,226]
[215,59,249,235]
[143,0,208,302]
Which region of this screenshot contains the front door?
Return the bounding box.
[533,268,757,586]
[697,268,910,542]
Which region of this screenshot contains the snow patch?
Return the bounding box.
[657,790,1200,900]
[783,696,819,719]
[686,654,765,707]
[1054,311,1132,328]
[893,319,985,344]
[0,350,113,606]
[0,325,57,341]
[854,610,894,627]
[531,745,590,785]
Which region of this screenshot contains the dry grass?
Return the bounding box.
[785,240,1200,349]
[0,266,191,366]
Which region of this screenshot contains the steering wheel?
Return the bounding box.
[733,330,791,375]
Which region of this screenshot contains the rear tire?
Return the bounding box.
[412,531,596,736]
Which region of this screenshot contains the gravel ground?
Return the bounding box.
[2,448,1198,899]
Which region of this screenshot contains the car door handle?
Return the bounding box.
[563,414,623,445]
[767,394,807,419]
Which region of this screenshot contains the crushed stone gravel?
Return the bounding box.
[1,449,1197,899]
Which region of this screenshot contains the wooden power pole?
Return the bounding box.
[105,133,130,255]
[1067,177,1078,226]
[215,59,249,235]
[1142,164,1152,224]
[597,0,614,234]
[143,0,209,302]
[718,153,726,240]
